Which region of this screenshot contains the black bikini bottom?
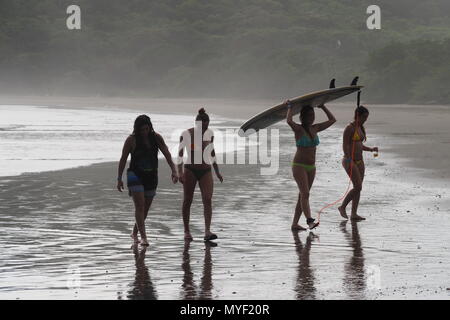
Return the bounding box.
[184,165,211,181]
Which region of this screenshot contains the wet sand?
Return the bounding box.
[1,97,450,299]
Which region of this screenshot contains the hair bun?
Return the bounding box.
[198,108,206,114]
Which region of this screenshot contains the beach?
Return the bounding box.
[0,96,449,299]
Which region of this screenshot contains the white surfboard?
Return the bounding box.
[239,85,363,136]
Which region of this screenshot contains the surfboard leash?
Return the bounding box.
[316,90,361,223]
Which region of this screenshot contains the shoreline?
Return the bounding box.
[2,96,448,220]
[1,94,449,110]
[2,96,449,218]
[2,95,450,183]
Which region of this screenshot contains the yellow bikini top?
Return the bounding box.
[351,123,363,141]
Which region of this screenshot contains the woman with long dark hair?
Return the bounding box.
[286,101,336,231]
[338,106,378,220]
[178,108,223,241]
[117,115,178,246]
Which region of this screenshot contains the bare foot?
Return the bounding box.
[131,233,139,244]
[184,232,193,241]
[350,215,366,221]
[338,206,348,219]
[140,238,150,246]
[291,224,307,231]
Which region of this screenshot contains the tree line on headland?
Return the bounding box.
[1,0,449,104]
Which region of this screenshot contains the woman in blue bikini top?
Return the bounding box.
[296,133,320,148]
[285,101,336,231]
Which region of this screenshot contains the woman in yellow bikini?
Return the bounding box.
[338,106,379,221]
[286,101,336,230]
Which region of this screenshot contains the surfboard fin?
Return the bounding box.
[350,76,359,86]
[329,78,336,89]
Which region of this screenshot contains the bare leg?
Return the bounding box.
[131,233,139,244]
[340,160,365,220]
[291,193,306,231]
[131,191,148,245]
[350,190,363,219]
[182,168,197,240]
[198,170,215,239]
[340,189,354,219]
[132,196,154,240]
[351,162,365,220]
[292,166,315,228]
[292,166,316,230]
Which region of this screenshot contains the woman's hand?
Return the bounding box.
[117,180,124,192]
[171,171,178,184]
[284,99,292,108]
[372,147,379,152]
[216,172,223,183]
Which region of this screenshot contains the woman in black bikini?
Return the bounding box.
[178,108,223,241]
[338,106,378,221]
[117,115,178,246]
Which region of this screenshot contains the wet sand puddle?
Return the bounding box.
[0,118,449,299]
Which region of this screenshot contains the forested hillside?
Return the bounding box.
[1,0,449,103]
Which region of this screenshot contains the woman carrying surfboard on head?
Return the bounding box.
[286,101,336,230]
[338,106,378,221]
[178,108,223,242]
[117,115,178,246]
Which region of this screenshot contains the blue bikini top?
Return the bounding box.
[296,134,320,148]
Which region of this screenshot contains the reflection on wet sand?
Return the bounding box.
[341,221,366,299]
[181,241,215,300]
[1,111,449,299]
[125,245,157,300]
[293,231,317,300]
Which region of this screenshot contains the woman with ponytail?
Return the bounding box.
[117,115,178,246]
[178,108,223,241]
[286,101,336,231]
[338,106,378,220]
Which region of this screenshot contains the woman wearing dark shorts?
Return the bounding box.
[117,115,178,246]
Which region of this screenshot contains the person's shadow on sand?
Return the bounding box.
[181,241,215,300]
[340,220,366,298]
[125,245,158,300]
[292,231,317,300]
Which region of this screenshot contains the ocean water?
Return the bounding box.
[0,105,242,177]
